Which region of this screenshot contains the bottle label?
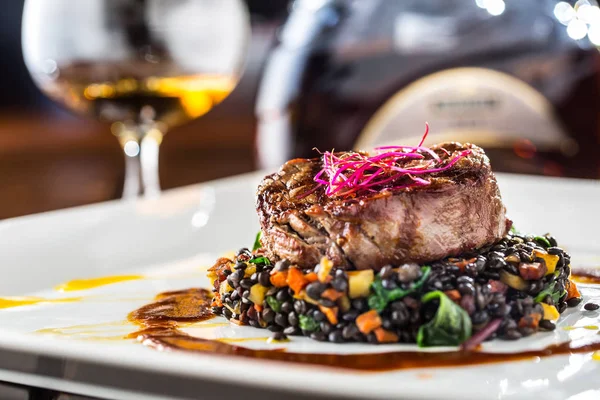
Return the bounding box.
[355,67,572,153]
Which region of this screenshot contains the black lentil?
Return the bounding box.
[275,289,289,302]
[342,324,359,339]
[567,297,583,307]
[239,278,254,290]
[294,300,307,314]
[261,308,275,323]
[287,311,299,326]
[584,302,599,311]
[271,331,288,341]
[331,277,348,292]
[539,320,556,331]
[234,261,246,270]
[310,331,327,341]
[211,232,574,345]
[306,282,327,300]
[328,331,344,343]
[274,313,288,327]
[283,326,299,335]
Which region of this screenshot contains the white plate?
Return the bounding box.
[0,172,598,400]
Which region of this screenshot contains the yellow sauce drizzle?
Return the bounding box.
[562,325,599,331]
[593,351,600,361]
[35,321,132,341]
[0,297,82,309]
[55,275,144,292]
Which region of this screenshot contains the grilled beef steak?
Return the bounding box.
[256,142,510,271]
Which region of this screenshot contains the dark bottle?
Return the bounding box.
[256,0,600,179]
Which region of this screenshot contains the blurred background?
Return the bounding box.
[1,0,599,219]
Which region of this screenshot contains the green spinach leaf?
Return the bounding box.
[265,296,282,312]
[417,291,472,347]
[534,280,563,304]
[248,256,271,266]
[252,231,262,251]
[368,266,431,313]
[299,315,320,331]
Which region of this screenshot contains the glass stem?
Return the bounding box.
[119,125,163,199]
[140,127,163,198]
[121,132,143,199]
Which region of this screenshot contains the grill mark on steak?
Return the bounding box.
[256,142,510,270]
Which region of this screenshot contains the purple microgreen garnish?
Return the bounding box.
[312,123,471,198]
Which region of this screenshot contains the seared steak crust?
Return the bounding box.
[256,143,510,270]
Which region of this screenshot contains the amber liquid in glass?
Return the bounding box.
[40,63,235,128]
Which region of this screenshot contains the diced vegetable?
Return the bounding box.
[319,305,338,325]
[541,303,560,321]
[299,314,319,331]
[270,271,288,287]
[444,290,461,302]
[265,296,282,312]
[518,262,547,280]
[248,284,268,305]
[368,266,431,312]
[518,313,541,329]
[321,288,343,302]
[207,269,218,286]
[305,272,318,282]
[356,310,382,334]
[532,249,559,276]
[499,270,528,291]
[488,280,508,294]
[317,257,334,283]
[244,264,257,278]
[219,280,234,296]
[252,231,262,251]
[504,254,520,263]
[286,267,308,294]
[417,291,472,347]
[348,270,375,298]
[566,279,581,300]
[374,328,399,343]
[296,290,320,305]
[338,295,351,312]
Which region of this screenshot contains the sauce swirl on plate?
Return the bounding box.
[128,287,600,372]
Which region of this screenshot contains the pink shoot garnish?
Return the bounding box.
[312,123,472,198]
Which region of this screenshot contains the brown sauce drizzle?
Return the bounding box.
[127,288,215,339]
[128,288,600,372]
[571,267,600,285]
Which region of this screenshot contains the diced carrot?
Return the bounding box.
[444,290,461,302]
[374,328,399,343]
[356,310,382,334]
[270,271,289,287]
[321,288,343,302]
[454,257,477,270]
[254,304,263,313]
[319,305,338,325]
[286,267,309,294]
[211,297,223,307]
[566,279,581,300]
[518,312,542,329]
[305,272,319,283]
